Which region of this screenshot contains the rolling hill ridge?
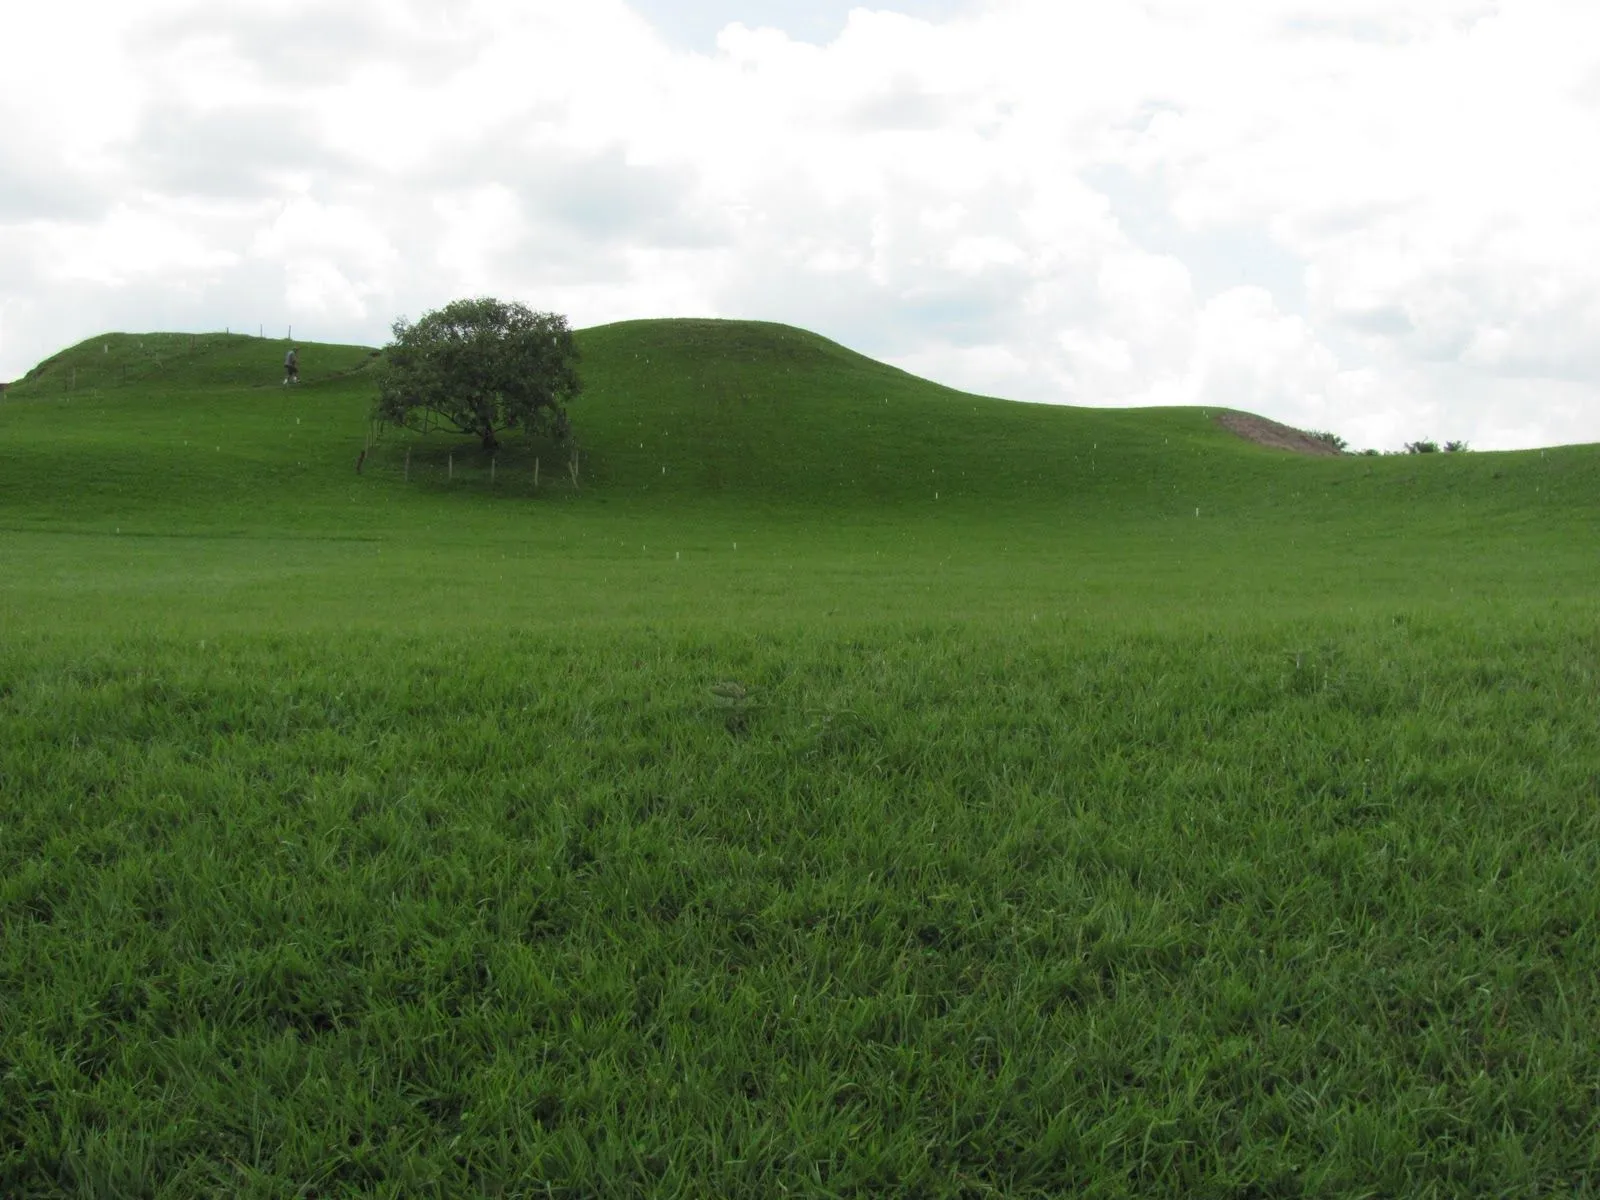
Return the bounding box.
[2,319,1595,540]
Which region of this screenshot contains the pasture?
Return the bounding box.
[2,324,1597,1196]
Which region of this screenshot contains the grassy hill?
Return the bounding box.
[2,318,1595,632]
[3,320,1599,1196]
[6,319,1596,527]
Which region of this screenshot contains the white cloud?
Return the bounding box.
[1190,287,1339,422]
[34,204,243,287]
[2,0,1599,450]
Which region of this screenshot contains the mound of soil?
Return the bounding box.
[1215,410,1342,456]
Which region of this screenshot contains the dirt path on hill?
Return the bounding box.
[1215,410,1343,456]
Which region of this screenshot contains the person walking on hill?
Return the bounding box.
[283,347,300,385]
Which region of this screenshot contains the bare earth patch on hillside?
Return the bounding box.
[1215,410,1343,456]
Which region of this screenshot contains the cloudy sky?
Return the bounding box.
[3,1,1598,450]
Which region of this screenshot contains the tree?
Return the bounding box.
[1444,440,1470,453]
[1405,439,1440,454]
[374,298,580,451]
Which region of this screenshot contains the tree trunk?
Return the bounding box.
[481,428,500,452]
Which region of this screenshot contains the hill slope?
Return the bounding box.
[2,319,1597,541]
[567,318,1241,510]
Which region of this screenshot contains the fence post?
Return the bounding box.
[448,454,453,480]
[404,448,411,482]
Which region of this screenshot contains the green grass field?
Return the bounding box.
[3,324,1598,1196]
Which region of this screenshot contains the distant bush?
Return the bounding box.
[1444,440,1470,453]
[1405,440,1440,454]
[1308,430,1348,453]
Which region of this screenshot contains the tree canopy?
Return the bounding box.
[374,298,580,450]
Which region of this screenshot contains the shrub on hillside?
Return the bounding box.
[1308,430,1348,453]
